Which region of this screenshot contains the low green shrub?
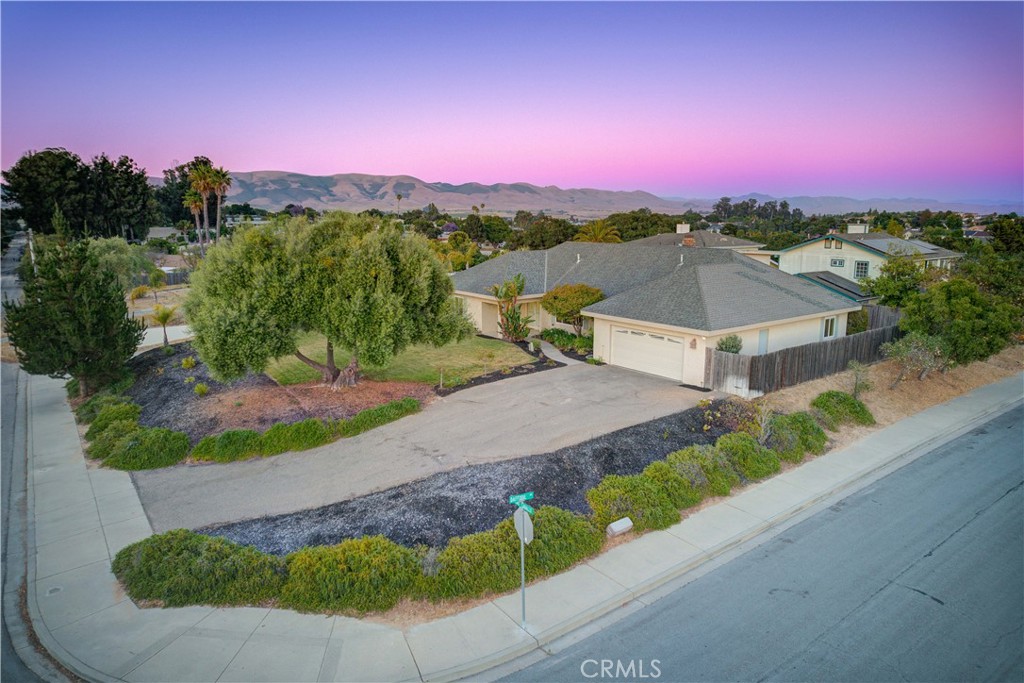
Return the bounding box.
[281,536,421,613]
[716,334,743,353]
[75,392,131,424]
[162,345,177,357]
[112,529,285,607]
[104,427,190,470]
[193,382,209,397]
[181,355,197,370]
[770,412,828,463]
[191,429,263,463]
[586,474,680,533]
[642,460,703,509]
[430,506,602,599]
[667,445,739,497]
[86,420,140,460]
[717,432,780,481]
[810,390,876,431]
[572,335,594,353]
[85,403,142,440]
[539,328,577,349]
[261,418,332,456]
[336,398,420,438]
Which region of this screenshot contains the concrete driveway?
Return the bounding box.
[133,363,714,531]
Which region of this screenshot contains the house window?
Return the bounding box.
[835,240,843,249]
[824,240,832,249]
[854,261,869,278]
[823,317,837,339]
[830,258,845,268]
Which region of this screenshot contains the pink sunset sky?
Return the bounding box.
[2,2,1022,203]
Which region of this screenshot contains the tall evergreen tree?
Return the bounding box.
[3,238,145,397]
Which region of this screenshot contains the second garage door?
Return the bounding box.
[610,327,685,381]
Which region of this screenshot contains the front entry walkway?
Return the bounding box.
[133,363,709,531]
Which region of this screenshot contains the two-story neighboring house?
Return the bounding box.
[777,229,962,301]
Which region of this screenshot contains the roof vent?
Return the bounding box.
[679,254,684,264]
[576,253,581,264]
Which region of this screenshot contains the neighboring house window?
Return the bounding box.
[830,258,845,268]
[824,240,832,249]
[835,240,843,249]
[823,316,837,339]
[854,261,869,278]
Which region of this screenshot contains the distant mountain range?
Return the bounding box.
[211,170,1022,217]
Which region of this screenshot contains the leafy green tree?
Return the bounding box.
[85,153,159,240]
[2,148,90,236]
[154,157,210,225]
[489,273,532,342]
[956,247,1024,309]
[604,208,675,241]
[461,213,485,241]
[185,214,471,389]
[860,254,925,307]
[900,278,1019,366]
[3,239,144,397]
[880,331,948,387]
[573,219,622,243]
[988,216,1023,254]
[540,283,604,336]
[716,334,743,353]
[508,216,576,250]
[150,304,178,346]
[481,215,511,244]
[89,237,153,292]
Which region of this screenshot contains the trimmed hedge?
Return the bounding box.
[86,420,140,460]
[261,418,332,456]
[587,474,680,533]
[810,390,876,431]
[642,460,703,509]
[84,403,142,440]
[430,506,602,599]
[112,530,285,607]
[716,432,780,481]
[104,427,191,470]
[336,398,420,438]
[667,445,739,497]
[770,412,828,463]
[281,536,422,613]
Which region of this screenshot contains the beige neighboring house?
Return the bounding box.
[451,239,859,387]
[777,232,962,284]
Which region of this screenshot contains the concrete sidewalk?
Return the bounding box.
[19,372,1023,682]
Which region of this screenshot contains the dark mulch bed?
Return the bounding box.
[124,343,296,444]
[436,338,563,396]
[201,403,732,555]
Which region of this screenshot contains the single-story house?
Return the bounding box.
[451,240,860,387]
[777,232,961,283]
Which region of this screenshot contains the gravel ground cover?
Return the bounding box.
[201,404,731,554]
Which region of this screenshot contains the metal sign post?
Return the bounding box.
[510,491,535,629]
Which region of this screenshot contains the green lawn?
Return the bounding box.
[265,332,534,387]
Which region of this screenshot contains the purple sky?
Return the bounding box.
[2,2,1022,202]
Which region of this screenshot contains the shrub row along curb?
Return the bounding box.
[113,392,873,614]
[78,394,421,470]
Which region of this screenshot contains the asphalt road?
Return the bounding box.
[2,235,45,682]
[506,406,1024,683]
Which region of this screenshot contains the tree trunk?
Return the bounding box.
[162,325,169,347]
[331,358,360,390]
[325,340,338,378]
[78,376,88,399]
[214,191,223,243]
[294,350,339,384]
[201,195,210,249]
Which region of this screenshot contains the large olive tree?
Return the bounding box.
[185,213,472,389]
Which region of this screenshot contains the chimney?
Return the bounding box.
[846,222,869,234]
[682,234,695,247]
[676,223,691,234]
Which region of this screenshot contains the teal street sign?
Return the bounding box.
[509,491,535,515]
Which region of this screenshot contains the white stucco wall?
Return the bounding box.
[778,239,885,280]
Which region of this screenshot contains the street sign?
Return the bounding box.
[514,506,534,545]
[509,491,534,506]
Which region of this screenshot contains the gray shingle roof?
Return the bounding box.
[452,241,856,332]
[630,232,764,249]
[798,271,874,302]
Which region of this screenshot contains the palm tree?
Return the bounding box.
[183,190,205,256]
[210,166,231,243]
[189,163,215,249]
[573,219,622,243]
[150,304,178,347]
[395,192,403,216]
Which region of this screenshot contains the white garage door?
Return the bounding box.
[610,327,684,381]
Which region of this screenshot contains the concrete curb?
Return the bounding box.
[17,370,1023,683]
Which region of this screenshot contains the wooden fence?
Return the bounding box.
[866,304,901,329]
[704,324,901,398]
